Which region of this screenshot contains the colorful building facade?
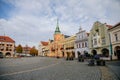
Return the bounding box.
[63,35,76,58]
[75,27,89,58]
[88,21,112,60]
[108,22,120,60]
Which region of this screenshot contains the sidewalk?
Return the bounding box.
[99,62,119,80]
[99,66,119,80]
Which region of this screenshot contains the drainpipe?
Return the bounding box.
[108,33,113,61]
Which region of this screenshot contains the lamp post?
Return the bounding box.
[108,33,113,61]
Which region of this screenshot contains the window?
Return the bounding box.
[115,34,118,41]
[1,48,4,51]
[79,35,80,39]
[76,44,78,48]
[94,39,97,45]
[6,47,9,51]
[82,42,84,48]
[85,42,87,47]
[102,38,106,45]
[79,43,81,48]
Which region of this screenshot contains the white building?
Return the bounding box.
[75,27,89,58]
[108,22,120,60]
[38,41,49,56]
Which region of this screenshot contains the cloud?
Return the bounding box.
[0,0,120,47]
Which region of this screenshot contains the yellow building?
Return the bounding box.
[63,35,76,58]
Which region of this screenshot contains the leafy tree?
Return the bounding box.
[16,44,23,53]
[30,46,38,56]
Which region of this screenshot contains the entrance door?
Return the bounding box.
[114,46,120,60]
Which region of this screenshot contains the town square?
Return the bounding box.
[0,0,120,80]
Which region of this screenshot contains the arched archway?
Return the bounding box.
[114,46,120,60]
[101,48,109,57]
[5,52,11,57]
[91,49,97,56]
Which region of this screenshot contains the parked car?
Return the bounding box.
[26,54,32,57]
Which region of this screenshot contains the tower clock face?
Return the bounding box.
[55,34,61,41]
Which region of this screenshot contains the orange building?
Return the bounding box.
[39,19,76,58]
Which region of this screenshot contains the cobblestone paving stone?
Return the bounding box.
[0,58,101,80]
[107,61,120,80]
[99,66,114,80]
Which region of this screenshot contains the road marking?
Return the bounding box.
[0,62,60,77]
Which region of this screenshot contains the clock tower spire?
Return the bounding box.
[54,19,61,34]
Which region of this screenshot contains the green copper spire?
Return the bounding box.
[54,19,61,34]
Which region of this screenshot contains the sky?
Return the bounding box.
[0,0,120,48]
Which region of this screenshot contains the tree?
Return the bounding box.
[30,46,38,56]
[16,44,23,53]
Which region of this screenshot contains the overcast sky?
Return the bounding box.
[0,0,120,48]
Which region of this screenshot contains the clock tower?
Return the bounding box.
[54,19,63,41]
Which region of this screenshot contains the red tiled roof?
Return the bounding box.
[41,41,48,46]
[0,36,15,43]
[108,22,120,30]
[23,46,31,50]
[106,25,113,29]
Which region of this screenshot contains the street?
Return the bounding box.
[0,57,102,80]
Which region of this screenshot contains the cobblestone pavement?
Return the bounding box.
[0,57,101,80]
[99,66,119,80]
[107,61,120,80]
